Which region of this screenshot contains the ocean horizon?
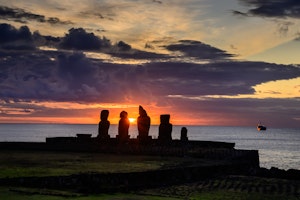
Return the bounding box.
[0,123,299,171]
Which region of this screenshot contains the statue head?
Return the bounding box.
[160,114,170,124]
[120,111,128,118]
[181,127,187,134]
[100,110,109,121]
[139,105,147,117]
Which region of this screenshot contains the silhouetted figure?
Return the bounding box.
[158,114,172,144]
[97,110,110,140]
[180,127,188,142]
[137,105,151,143]
[117,111,130,143]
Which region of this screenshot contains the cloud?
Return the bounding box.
[1,22,300,127]
[117,41,131,51]
[276,21,294,36]
[0,23,165,60]
[60,28,111,50]
[165,40,234,60]
[153,0,162,4]
[32,31,61,47]
[58,27,168,59]
[0,6,73,25]
[1,23,299,105]
[233,1,300,41]
[144,61,300,96]
[0,23,35,50]
[234,0,300,18]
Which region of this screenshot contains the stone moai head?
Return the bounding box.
[139,105,147,117]
[100,110,109,121]
[160,114,170,124]
[120,111,128,118]
[181,127,187,137]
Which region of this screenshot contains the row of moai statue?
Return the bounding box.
[97,105,188,144]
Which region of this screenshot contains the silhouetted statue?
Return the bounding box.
[97,110,110,140]
[137,105,151,143]
[117,111,130,143]
[158,114,172,144]
[180,127,188,142]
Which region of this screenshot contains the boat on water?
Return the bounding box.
[257,123,267,131]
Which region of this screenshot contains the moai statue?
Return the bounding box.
[97,110,110,140]
[158,114,172,144]
[117,111,130,143]
[137,105,151,143]
[180,127,188,142]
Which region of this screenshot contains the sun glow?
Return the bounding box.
[129,118,136,123]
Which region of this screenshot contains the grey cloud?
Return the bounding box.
[60,28,111,50]
[153,0,162,4]
[57,53,99,91]
[165,40,234,60]
[108,48,168,59]
[1,23,300,111]
[232,10,249,17]
[276,21,294,36]
[59,28,167,59]
[0,23,168,60]
[0,6,72,25]
[79,11,114,22]
[33,31,61,47]
[234,0,300,18]
[1,47,299,104]
[1,46,300,127]
[0,49,152,103]
[0,23,35,50]
[144,61,300,96]
[117,41,131,51]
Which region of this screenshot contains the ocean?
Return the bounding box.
[0,124,299,170]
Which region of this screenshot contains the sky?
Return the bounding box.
[0,0,299,127]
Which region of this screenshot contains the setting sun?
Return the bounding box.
[129,118,136,123]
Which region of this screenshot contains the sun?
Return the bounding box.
[129,118,136,123]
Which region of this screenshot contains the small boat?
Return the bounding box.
[257,123,267,131]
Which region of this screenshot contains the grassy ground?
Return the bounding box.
[0,150,228,178]
[0,187,180,200]
[0,150,203,178]
[2,175,300,200]
[0,150,299,199]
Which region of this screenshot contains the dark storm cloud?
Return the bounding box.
[58,27,167,59]
[0,49,152,103]
[117,41,131,51]
[32,31,61,47]
[0,22,164,59]
[0,23,35,50]
[1,23,299,110]
[0,6,72,25]
[0,51,97,102]
[234,0,300,18]
[56,52,102,97]
[165,40,234,60]
[60,28,111,50]
[144,61,300,96]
